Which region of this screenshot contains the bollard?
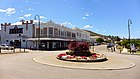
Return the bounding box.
[24,48,25,52]
[13,47,15,52]
[0,47,1,53]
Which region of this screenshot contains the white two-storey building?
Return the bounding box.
[0,20,90,50]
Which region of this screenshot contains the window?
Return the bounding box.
[61,31,64,37]
[64,32,67,37]
[67,31,71,37]
[59,30,61,37]
[41,29,43,35]
[36,28,40,37]
[43,28,47,36]
[54,28,58,37]
[72,33,76,38]
[9,28,23,34]
[49,27,53,36]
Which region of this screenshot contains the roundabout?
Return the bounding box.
[33,42,135,70]
[33,54,135,70]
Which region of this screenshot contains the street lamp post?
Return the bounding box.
[23,35,28,52]
[34,15,40,50]
[20,39,21,52]
[128,19,132,54]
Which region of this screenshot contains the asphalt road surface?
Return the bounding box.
[0,45,140,79]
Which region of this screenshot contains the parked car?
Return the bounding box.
[0,44,14,50]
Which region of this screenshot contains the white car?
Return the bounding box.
[0,44,14,50]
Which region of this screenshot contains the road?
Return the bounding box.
[0,45,140,79]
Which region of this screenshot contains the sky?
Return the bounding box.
[0,0,140,38]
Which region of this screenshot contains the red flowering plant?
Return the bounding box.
[68,42,91,56]
[68,42,89,51]
[68,42,78,51]
[92,53,97,59]
[81,56,87,59]
[57,53,67,59]
[75,42,89,52]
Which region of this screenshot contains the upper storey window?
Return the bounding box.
[54,28,58,37]
[43,28,47,36]
[49,27,53,36]
[9,28,23,34]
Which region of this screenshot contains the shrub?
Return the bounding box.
[68,42,78,51]
[68,42,89,52]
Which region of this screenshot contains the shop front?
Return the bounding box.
[27,37,75,50]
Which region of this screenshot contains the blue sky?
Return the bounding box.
[0,0,140,38]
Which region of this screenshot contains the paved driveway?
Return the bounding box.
[0,46,140,79]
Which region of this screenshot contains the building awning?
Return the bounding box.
[27,37,75,41]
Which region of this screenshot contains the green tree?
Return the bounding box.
[121,40,129,48]
[114,36,121,42]
[96,38,104,43]
[120,39,140,49]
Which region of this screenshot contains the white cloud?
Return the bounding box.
[24,13,32,17]
[33,20,40,23]
[82,17,87,20]
[28,8,31,10]
[18,13,32,19]
[85,12,93,17]
[21,10,24,12]
[62,22,71,25]
[40,16,47,19]
[62,22,75,28]
[83,25,93,29]
[28,8,34,11]
[33,20,45,23]
[11,22,22,25]
[62,22,71,26]
[19,17,24,19]
[0,8,16,16]
[96,29,99,32]
[25,0,29,3]
[85,13,90,17]
[82,12,93,20]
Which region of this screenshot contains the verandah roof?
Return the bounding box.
[27,37,75,41]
